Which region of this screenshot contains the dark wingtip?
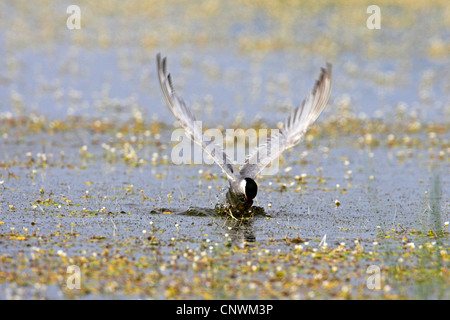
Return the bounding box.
[167,73,174,91]
[162,56,168,75]
[156,53,162,68]
[156,53,160,69]
[156,53,168,76]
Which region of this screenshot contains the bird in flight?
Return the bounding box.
[156,53,332,212]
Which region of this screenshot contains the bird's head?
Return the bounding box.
[240,178,258,202]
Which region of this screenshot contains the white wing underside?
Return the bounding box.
[156,54,332,181]
[239,63,332,179]
[156,54,237,182]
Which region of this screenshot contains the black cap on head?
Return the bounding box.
[244,178,258,201]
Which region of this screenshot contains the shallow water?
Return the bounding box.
[0,1,448,299]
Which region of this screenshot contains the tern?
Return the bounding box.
[156,54,332,211]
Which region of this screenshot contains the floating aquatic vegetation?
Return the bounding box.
[0,0,448,301]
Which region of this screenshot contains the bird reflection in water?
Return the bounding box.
[223,216,256,246]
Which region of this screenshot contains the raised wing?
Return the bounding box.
[239,63,332,179]
[156,54,237,182]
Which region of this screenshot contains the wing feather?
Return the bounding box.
[239,63,332,179]
[156,54,237,182]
